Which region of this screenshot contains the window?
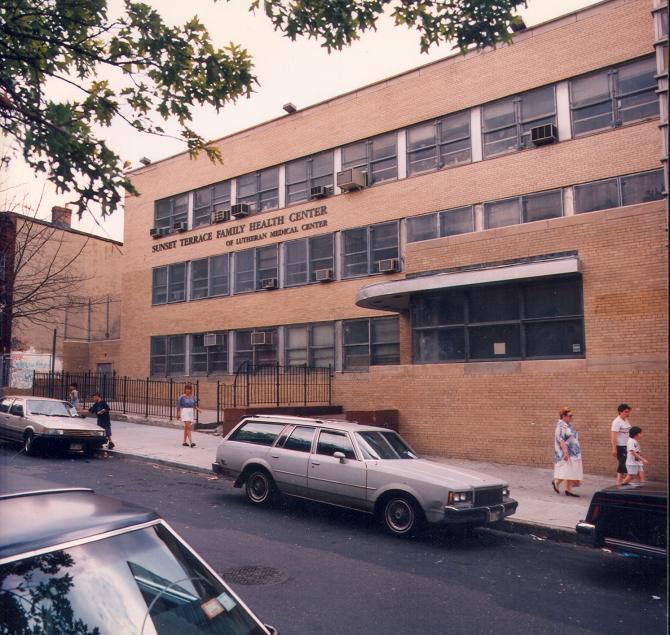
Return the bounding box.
[341,132,397,185]
[256,245,278,288]
[233,249,255,294]
[316,430,356,459]
[411,276,584,363]
[286,151,334,204]
[152,263,186,305]
[285,323,335,368]
[343,317,400,369]
[236,167,279,213]
[193,181,231,227]
[570,57,659,136]
[284,234,335,286]
[230,421,285,446]
[407,207,474,243]
[190,254,229,300]
[406,111,471,175]
[482,85,556,158]
[154,194,188,230]
[283,426,316,452]
[233,328,278,370]
[191,333,227,374]
[574,170,664,214]
[485,190,563,229]
[341,221,399,278]
[233,247,278,293]
[150,335,186,376]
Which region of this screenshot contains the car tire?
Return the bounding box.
[244,470,275,506]
[23,431,37,456]
[381,495,423,536]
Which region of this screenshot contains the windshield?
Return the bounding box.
[355,431,418,460]
[27,400,77,417]
[0,524,267,635]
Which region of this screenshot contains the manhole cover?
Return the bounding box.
[222,566,287,586]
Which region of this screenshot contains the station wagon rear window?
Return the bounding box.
[230,421,285,446]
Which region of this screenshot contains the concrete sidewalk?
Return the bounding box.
[104,419,618,541]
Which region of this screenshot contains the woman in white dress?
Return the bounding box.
[552,407,583,497]
[176,384,201,448]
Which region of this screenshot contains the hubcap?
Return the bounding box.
[386,499,413,532]
[249,475,268,501]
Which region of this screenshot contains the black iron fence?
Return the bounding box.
[217,363,332,412]
[32,371,199,422]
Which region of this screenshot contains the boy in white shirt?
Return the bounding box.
[622,426,648,485]
[610,403,632,485]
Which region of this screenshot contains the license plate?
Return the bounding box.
[70,443,84,451]
[488,509,501,523]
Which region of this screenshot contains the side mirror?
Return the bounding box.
[333,451,346,463]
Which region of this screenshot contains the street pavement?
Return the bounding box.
[101,417,627,540]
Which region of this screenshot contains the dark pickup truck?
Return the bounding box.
[576,483,667,559]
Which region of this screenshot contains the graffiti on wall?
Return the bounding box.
[9,350,62,389]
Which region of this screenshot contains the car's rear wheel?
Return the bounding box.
[382,495,422,536]
[244,470,274,506]
[23,431,37,456]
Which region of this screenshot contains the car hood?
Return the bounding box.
[368,458,506,489]
[30,415,102,431]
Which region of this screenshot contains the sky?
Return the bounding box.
[1,0,600,242]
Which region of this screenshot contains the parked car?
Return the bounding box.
[576,483,667,559]
[0,395,107,456]
[0,488,279,634]
[213,415,517,536]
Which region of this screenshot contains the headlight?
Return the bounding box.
[448,491,472,504]
[48,429,65,435]
[502,488,510,498]
[95,430,105,436]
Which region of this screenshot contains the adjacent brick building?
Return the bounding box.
[119,0,668,476]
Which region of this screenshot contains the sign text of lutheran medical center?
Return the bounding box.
[151,205,328,253]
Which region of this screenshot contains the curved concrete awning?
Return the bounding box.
[355,255,580,311]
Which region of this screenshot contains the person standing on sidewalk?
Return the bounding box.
[89,392,114,449]
[622,426,649,486]
[552,407,583,497]
[610,403,632,485]
[177,384,201,448]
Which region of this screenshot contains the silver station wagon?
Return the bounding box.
[213,415,517,536]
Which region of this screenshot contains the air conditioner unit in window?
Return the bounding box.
[261,278,278,290]
[310,185,330,200]
[530,123,558,146]
[173,221,188,232]
[150,227,161,238]
[231,203,250,218]
[251,331,272,346]
[158,227,172,237]
[211,209,230,223]
[377,258,400,273]
[204,333,225,347]
[314,268,334,282]
[337,168,367,192]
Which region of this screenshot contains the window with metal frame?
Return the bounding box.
[283,426,316,452]
[316,430,357,459]
[236,167,279,213]
[407,206,474,243]
[150,334,186,376]
[189,255,229,300]
[193,181,231,227]
[343,316,400,369]
[233,249,255,294]
[485,190,563,229]
[152,263,186,304]
[406,110,471,175]
[284,323,335,368]
[341,132,397,185]
[286,151,334,204]
[191,332,228,374]
[233,328,278,370]
[482,85,556,158]
[573,169,665,214]
[256,245,278,289]
[411,276,584,363]
[154,194,188,231]
[341,221,399,278]
[570,56,659,136]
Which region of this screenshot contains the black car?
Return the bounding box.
[0,488,278,634]
[576,483,667,559]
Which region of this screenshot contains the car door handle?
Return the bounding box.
[311,461,320,466]
[270,454,279,458]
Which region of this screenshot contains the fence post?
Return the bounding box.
[245,366,250,407]
[303,365,308,406]
[145,378,149,418]
[195,380,199,426]
[328,364,332,406]
[123,376,127,414]
[169,378,173,421]
[217,380,221,425]
[275,363,280,406]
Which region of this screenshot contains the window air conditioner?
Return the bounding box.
[204,333,225,347]
[231,203,250,218]
[173,221,188,232]
[530,124,558,146]
[314,268,334,282]
[336,168,367,192]
[251,332,272,346]
[150,227,161,238]
[158,227,172,237]
[211,209,230,223]
[261,278,278,290]
[310,185,330,200]
[377,258,400,273]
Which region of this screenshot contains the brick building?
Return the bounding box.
[121,0,669,476]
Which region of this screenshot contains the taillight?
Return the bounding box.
[590,504,600,521]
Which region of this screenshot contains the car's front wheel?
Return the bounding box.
[381,495,423,536]
[244,470,275,506]
[23,431,37,456]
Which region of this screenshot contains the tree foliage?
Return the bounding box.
[1,0,526,218]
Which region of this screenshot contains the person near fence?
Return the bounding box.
[177,384,201,448]
[89,393,114,449]
[68,383,80,410]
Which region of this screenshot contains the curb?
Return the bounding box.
[105,449,214,476]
